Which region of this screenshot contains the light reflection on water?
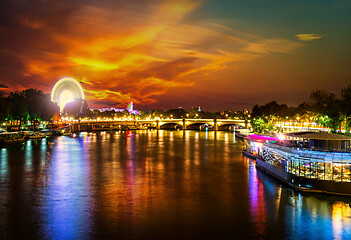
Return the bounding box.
[0,130,350,239]
[244,155,351,239]
[43,137,93,239]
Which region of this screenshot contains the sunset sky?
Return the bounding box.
[0,0,350,111]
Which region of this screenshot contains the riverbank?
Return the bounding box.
[0,131,54,144]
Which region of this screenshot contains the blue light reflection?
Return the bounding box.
[43,137,92,240]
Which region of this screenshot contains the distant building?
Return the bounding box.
[126,101,139,115]
[98,107,125,113]
[97,101,139,114]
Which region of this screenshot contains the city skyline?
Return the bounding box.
[0,0,350,111]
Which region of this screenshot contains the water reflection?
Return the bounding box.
[246,157,351,239]
[0,148,8,177]
[0,131,350,239]
[332,202,351,238]
[43,137,92,240]
[247,158,266,237]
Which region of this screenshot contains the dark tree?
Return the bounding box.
[63,98,91,119]
[7,91,26,122]
[4,88,60,130]
[341,85,351,116]
[310,89,341,132]
[251,104,262,118]
[259,101,284,116]
[39,94,60,121]
[166,108,187,118]
[341,85,351,135]
[0,91,9,121]
[21,88,44,121]
[296,102,310,116]
[189,107,201,118]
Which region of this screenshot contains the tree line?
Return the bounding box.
[251,85,351,134]
[0,89,60,125]
[2,85,350,134]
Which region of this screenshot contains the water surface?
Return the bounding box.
[0,130,350,239]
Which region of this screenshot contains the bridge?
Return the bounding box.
[66,118,249,132]
[140,118,248,130]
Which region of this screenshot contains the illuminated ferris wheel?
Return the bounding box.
[51,77,84,111]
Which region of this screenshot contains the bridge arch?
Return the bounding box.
[159,122,183,130]
[186,122,215,130]
[217,120,248,129]
[216,123,244,131]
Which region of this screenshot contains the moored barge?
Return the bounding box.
[243,132,351,196]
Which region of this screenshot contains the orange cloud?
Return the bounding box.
[0,0,305,109]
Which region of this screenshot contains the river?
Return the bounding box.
[0,130,350,239]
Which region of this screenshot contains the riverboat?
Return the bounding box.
[0,132,28,143]
[243,132,351,196]
[27,132,46,140]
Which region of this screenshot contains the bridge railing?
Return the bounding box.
[63,118,249,124]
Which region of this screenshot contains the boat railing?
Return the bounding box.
[267,141,351,153]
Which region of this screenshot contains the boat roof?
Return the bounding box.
[245,134,278,142]
[284,132,351,140]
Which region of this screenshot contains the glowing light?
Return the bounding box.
[278,133,286,141]
[60,90,74,108]
[51,77,84,111]
[127,101,133,113]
